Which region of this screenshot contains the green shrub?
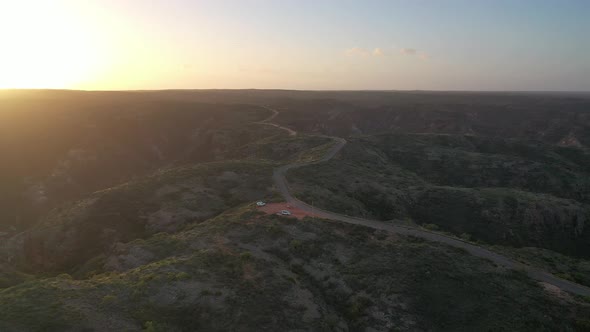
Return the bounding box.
[459,233,472,241]
[324,314,340,328]
[289,239,302,251]
[101,294,117,304]
[423,223,440,231]
[556,273,574,281]
[345,296,371,320]
[143,321,157,332]
[290,263,304,275]
[175,272,190,280]
[240,252,252,260]
[575,319,590,331]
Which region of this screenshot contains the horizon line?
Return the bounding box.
[2,88,590,94]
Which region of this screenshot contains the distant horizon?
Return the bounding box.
[2,88,590,94]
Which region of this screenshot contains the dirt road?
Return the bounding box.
[255,106,297,136]
[261,106,590,297]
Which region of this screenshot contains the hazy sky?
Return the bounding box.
[1,0,589,90]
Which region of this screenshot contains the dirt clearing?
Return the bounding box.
[258,202,316,220]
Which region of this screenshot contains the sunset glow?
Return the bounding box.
[0,0,588,91]
[0,1,105,88]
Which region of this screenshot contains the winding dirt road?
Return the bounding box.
[255,106,297,136]
[262,106,590,297]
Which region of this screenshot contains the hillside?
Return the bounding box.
[1,205,589,331]
[1,161,275,274]
[288,133,590,259]
[0,92,284,233]
[2,90,590,331]
[270,92,590,146]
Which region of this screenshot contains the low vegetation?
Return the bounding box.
[2,90,590,330]
[1,161,275,274]
[288,133,590,258]
[491,245,590,288]
[0,207,588,331]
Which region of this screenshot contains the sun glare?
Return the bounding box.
[0,1,105,89]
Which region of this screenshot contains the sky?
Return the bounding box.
[0,0,589,91]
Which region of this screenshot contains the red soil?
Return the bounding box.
[258,202,315,220]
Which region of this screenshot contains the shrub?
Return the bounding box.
[324,314,340,328]
[289,239,302,251]
[290,263,304,275]
[240,252,252,260]
[423,223,440,231]
[459,233,472,241]
[175,272,190,280]
[101,294,117,304]
[143,321,157,332]
[575,319,590,331]
[345,296,372,320]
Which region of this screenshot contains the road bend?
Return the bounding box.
[260,106,590,297]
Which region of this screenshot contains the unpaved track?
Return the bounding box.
[260,106,590,297]
[255,106,297,136]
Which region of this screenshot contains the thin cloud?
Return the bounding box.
[372,48,385,56]
[400,48,417,55]
[345,46,429,60]
[345,47,371,56]
[418,52,430,60]
[346,47,388,57]
[400,47,430,60]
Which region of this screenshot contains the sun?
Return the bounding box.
[0,1,105,89]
